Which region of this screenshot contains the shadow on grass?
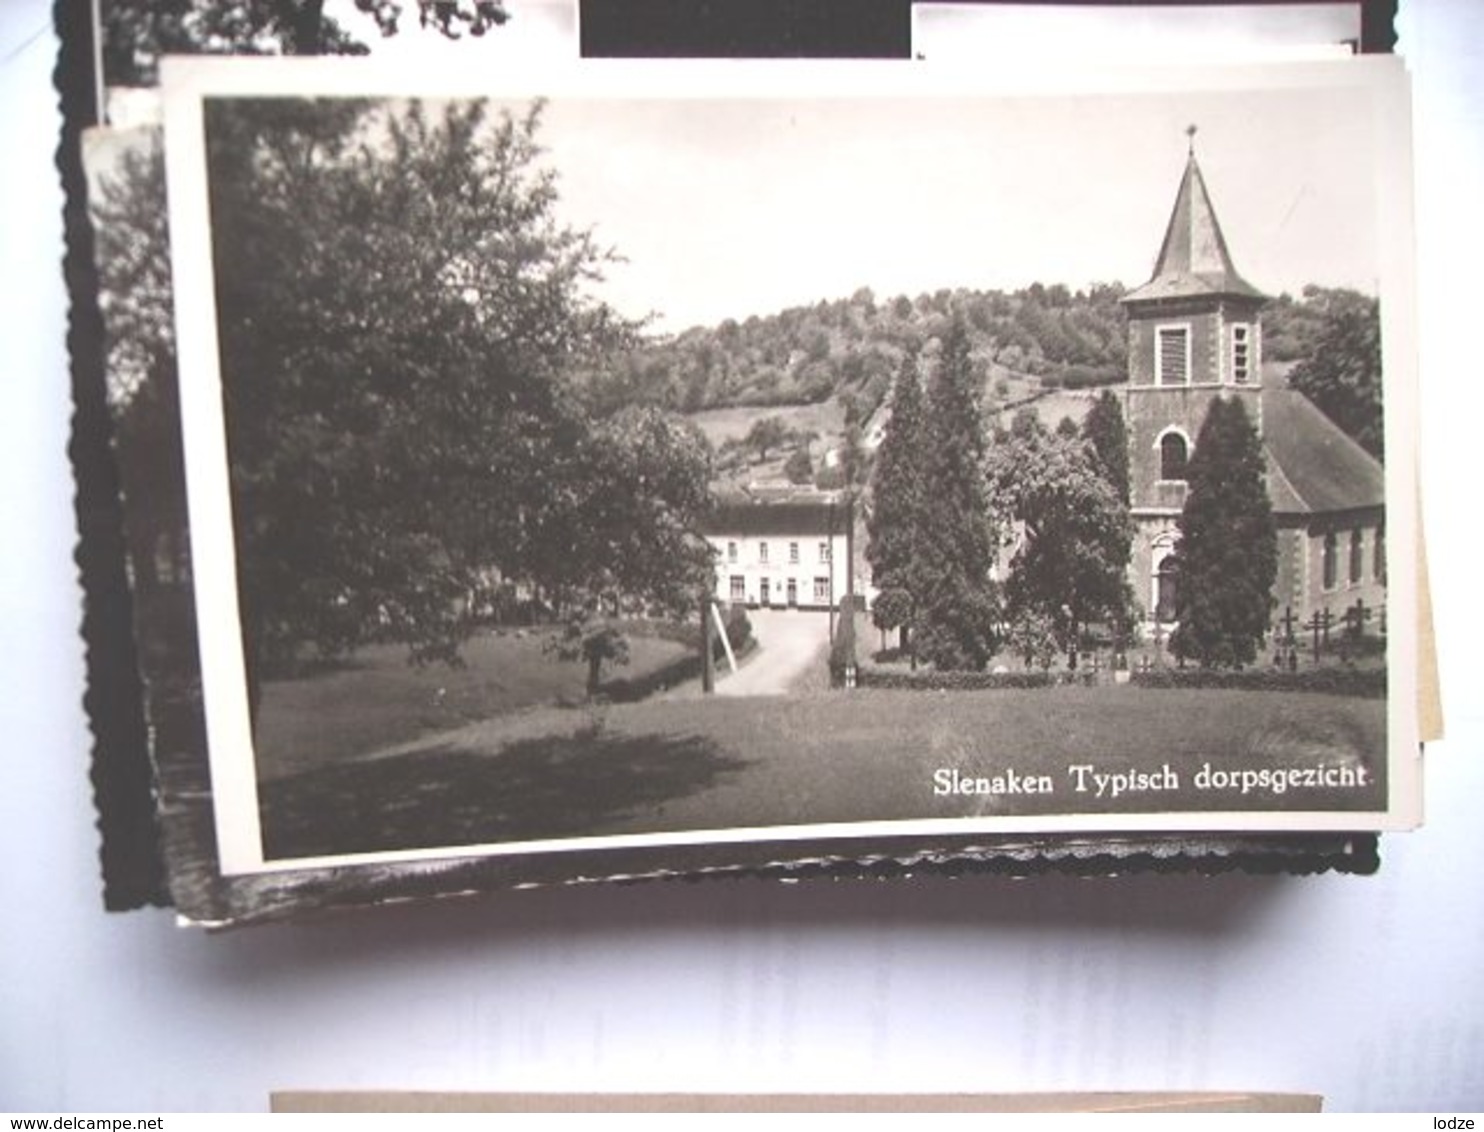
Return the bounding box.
[259,729,748,860]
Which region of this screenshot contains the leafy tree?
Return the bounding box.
[838,422,869,488]
[103,0,510,86]
[196,97,710,705]
[1006,608,1059,671]
[1081,389,1131,505]
[1170,397,1278,667]
[743,415,789,463]
[913,320,1001,670]
[91,133,196,674]
[866,349,927,663]
[1286,287,1384,460]
[548,622,630,697]
[988,414,1132,668]
[783,445,814,485]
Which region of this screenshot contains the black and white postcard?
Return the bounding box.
[87,54,1420,908]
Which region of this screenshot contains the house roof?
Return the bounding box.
[707,488,851,537]
[1262,385,1385,516]
[1123,152,1267,306]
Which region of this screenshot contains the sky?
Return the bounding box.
[152,54,1400,337]
[455,81,1390,333]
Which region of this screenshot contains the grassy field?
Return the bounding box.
[252,627,692,782]
[994,387,1105,431]
[686,400,847,448]
[259,683,1388,861]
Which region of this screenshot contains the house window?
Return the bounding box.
[758,541,768,564]
[1156,326,1190,386]
[729,575,745,601]
[1159,432,1189,481]
[1349,529,1364,585]
[1374,523,1386,583]
[727,541,738,563]
[1322,531,1339,590]
[813,576,829,604]
[1231,324,1252,384]
[818,541,831,563]
[789,541,799,564]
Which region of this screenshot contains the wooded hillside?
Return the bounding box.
[583,282,1131,421]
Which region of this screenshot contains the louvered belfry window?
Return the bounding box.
[1232,324,1251,383]
[1157,326,1189,385]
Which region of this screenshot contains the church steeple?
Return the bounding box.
[1123,142,1266,306]
[1120,135,1269,625]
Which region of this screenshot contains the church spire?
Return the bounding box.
[1123,135,1266,305]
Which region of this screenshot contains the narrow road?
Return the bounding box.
[665,607,833,699]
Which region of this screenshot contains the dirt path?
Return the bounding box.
[664,607,833,699]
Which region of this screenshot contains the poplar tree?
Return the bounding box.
[913,320,1001,670]
[866,348,927,662]
[1081,389,1131,506]
[1171,397,1278,667]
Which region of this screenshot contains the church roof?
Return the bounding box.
[1123,151,1267,306]
[1262,385,1385,516]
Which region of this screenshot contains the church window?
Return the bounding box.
[1231,324,1252,384]
[1349,529,1364,585]
[1156,326,1190,386]
[1154,555,1179,622]
[1322,532,1338,591]
[1159,432,1189,481]
[1374,524,1386,583]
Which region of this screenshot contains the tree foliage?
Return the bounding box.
[988,412,1132,667]
[102,0,511,86]
[912,320,1001,670]
[783,445,813,485]
[1170,397,1278,668]
[594,281,1129,419]
[1081,389,1131,505]
[191,97,711,697]
[743,415,790,463]
[90,134,192,612]
[866,348,927,661]
[1284,287,1384,461]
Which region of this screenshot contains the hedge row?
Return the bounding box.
[855,668,1059,691]
[1129,665,1387,699]
[598,609,755,703]
[854,664,1386,698]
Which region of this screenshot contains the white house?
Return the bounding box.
[706,487,856,612]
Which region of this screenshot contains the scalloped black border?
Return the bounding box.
[58,0,1389,923]
[55,0,169,910]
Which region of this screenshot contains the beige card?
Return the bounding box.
[272,1090,1324,1113]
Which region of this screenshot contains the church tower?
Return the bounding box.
[1122,131,1268,626]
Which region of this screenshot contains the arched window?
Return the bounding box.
[1322,531,1338,591]
[1154,553,1179,622]
[1349,529,1364,585]
[1159,432,1189,481]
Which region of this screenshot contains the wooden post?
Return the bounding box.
[701,596,715,694]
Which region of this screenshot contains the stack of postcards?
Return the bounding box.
[63,0,1428,927]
